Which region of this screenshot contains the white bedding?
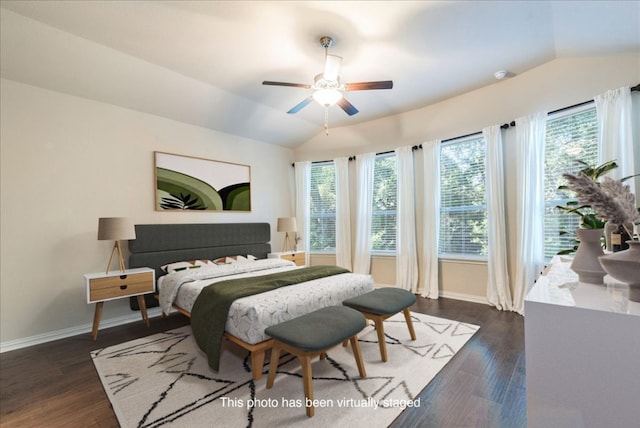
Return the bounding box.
[158,259,375,344]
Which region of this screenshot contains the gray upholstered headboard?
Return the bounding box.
[128,222,271,309]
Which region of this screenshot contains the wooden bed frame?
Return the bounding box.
[128,223,275,380]
[166,297,274,381]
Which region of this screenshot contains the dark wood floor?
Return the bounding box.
[0,298,526,428]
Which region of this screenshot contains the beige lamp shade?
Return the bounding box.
[277,217,297,233]
[97,217,136,273]
[98,217,136,241]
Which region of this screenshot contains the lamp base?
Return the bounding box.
[282,233,294,253]
[105,241,127,274]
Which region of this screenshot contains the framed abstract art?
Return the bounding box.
[154,151,251,211]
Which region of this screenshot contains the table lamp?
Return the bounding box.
[98,217,136,274]
[277,217,297,252]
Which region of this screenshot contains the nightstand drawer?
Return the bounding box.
[280,252,305,266]
[88,271,154,302]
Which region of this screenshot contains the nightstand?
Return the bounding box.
[84,267,155,340]
[268,251,306,266]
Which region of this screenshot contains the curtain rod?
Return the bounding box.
[538,83,640,117]
[292,84,640,166]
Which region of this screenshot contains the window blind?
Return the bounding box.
[543,104,599,260]
[439,136,488,257]
[309,161,336,252]
[371,153,397,252]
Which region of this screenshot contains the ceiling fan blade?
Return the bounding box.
[263,81,311,89]
[337,98,359,116]
[345,80,394,91]
[323,54,342,81]
[287,97,314,114]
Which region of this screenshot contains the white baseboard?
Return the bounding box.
[0,307,164,353]
[439,291,489,305]
[375,283,488,305]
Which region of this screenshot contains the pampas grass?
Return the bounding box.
[563,173,639,240]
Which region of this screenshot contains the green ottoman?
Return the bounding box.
[343,288,417,362]
[265,306,367,417]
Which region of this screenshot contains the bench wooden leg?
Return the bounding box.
[300,355,314,417]
[349,335,367,378]
[403,308,417,340]
[373,317,388,362]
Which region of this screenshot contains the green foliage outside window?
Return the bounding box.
[439,137,488,257]
[309,162,336,252]
[371,154,397,252]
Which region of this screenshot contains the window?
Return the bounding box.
[309,161,336,252]
[439,135,487,257]
[371,152,397,252]
[543,104,598,260]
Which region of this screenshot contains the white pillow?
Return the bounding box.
[161,260,212,273]
[212,255,257,264]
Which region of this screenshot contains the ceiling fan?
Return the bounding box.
[263,36,393,134]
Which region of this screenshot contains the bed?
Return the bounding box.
[128,223,375,380]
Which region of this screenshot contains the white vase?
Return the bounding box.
[570,228,606,284]
[599,240,640,302]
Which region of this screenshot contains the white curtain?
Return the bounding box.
[395,146,419,292]
[483,125,513,311]
[294,161,311,266]
[513,112,547,314]
[595,86,635,195]
[334,157,352,270]
[353,152,375,274]
[421,140,440,299]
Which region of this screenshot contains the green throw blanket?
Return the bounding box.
[191,265,350,370]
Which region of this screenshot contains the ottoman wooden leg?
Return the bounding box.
[350,335,367,378]
[373,317,388,362]
[300,355,314,417]
[403,308,417,340]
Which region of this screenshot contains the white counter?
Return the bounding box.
[524,257,640,428]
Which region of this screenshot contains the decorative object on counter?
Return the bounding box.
[563,165,639,292]
[610,223,632,252]
[605,221,635,252]
[97,217,136,274]
[570,228,606,284]
[555,160,617,255]
[277,217,297,252]
[599,241,640,302]
[563,173,638,237]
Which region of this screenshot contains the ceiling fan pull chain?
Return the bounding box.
[324,107,330,136]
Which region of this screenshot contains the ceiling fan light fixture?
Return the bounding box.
[312,89,343,107]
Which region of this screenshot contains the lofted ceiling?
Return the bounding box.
[1,1,639,148]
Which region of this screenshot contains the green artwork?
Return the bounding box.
[155,152,251,211]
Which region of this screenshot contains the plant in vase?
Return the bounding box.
[563,171,640,297]
[555,160,616,255]
[554,161,621,283]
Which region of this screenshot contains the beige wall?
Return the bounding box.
[0,79,294,346]
[1,54,638,348]
[295,54,640,301]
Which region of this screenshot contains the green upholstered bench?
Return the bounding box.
[343,287,417,362]
[265,306,367,417]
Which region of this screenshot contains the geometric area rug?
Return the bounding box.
[91,312,479,428]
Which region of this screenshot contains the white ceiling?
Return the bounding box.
[1,1,639,148]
